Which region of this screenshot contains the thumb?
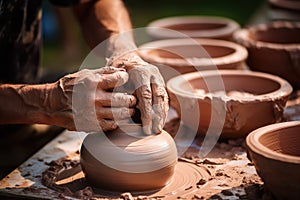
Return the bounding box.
[98,71,129,90]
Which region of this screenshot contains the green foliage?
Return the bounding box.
[125,0,264,27]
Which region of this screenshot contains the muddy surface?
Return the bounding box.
[39,91,300,199]
[38,128,268,199]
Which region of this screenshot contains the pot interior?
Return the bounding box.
[181,74,280,95]
[165,22,227,31]
[250,26,300,44]
[259,125,300,157]
[146,44,235,59]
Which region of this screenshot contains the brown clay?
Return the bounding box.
[42,157,210,199]
[246,121,300,200]
[80,125,178,191]
[139,38,248,81]
[269,0,300,11]
[234,21,300,88]
[146,16,240,41]
[167,70,293,138]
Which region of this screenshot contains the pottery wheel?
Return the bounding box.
[42,158,211,199]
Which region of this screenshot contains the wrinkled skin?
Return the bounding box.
[0,0,169,135]
[0,67,136,133]
[56,67,137,132]
[74,0,170,135]
[128,65,169,135]
[108,53,169,135]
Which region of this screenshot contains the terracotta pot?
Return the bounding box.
[139,38,248,81]
[146,16,240,41]
[269,0,300,11]
[80,125,177,191]
[234,21,300,88]
[246,121,300,200]
[167,70,292,139]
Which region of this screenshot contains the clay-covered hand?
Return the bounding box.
[109,55,169,135]
[54,67,136,132]
[129,65,169,135]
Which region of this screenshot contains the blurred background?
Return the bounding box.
[41,0,264,75]
[0,0,265,179]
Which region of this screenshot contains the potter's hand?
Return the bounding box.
[56,67,136,132]
[108,54,169,135]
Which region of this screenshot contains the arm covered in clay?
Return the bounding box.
[0,67,136,132]
[73,0,169,135]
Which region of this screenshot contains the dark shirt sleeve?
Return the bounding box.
[49,0,81,6]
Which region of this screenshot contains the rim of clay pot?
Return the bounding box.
[269,0,300,11]
[139,38,248,69]
[246,121,300,164]
[234,21,300,51]
[166,70,292,103]
[147,16,240,39]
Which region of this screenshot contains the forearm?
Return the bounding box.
[73,0,136,54]
[72,0,168,134]
[0,83,72,127]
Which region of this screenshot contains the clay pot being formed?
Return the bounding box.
[234,21,300,88]
[80,125,178,191]
[246,121,300,200]
[146,16,240,41]
[139,38,248,81]
[167,70,293,139]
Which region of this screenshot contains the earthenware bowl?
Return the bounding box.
[146,16,240,40]
[80,125,178,191]
[139,38,248,81]
[234,21,300,88]
[269,0,300,11]
[167,70,293,138]
[246,121,300,200]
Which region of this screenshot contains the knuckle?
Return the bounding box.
[129,95,137,105]
[120,108,130,117]
[150,65,160,73]
[101,120,117,131]
[140,87,152,100]
[154,86,167,97]
[96,91,107,102]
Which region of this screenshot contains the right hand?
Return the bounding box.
[53,66,136,132]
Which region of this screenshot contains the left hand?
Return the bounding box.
[108,53,169,135]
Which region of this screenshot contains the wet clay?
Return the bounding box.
[42,158,210,199]
[80,125,178,191]
[146,16,240,40]
[246,121,300,200]
[194,89,256,99]
[40,105,300,200]
[17,91,300,199]
[234,21,300,88]
[167,70,293,138]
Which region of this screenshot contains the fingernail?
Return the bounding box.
[154,124,162,134]
[143,126,151,135]
[158,124,163,132]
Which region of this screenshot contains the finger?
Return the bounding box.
[98,71,129,90]
[97,107,135,120]
[99,119,118,132]
[151,83,169,134]
[95,66,125,74]
[96,92,136,107]
[128,67,153,135]
[136,85,153,135]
